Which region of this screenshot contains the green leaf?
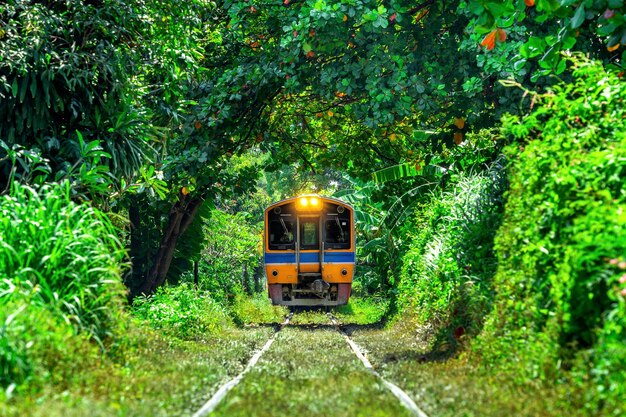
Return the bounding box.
[372,163,419,183]
[467,0,485,15]
[571,5,585,29]
[520,36,546,58]
[30,77,37,99]
[19,76,28,103]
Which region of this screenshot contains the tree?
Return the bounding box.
[0,1,158,190]
[465,0,623,79]
[3,0,566,297]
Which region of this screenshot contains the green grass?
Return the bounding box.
[0,182,127,393]
[0,182,126,342]
[288,309,331,325]
[212,326,415,417]
[0,322,274,417]
[333,296,389,325]
[349,321,595,417]
[132,284,233,340]
[229,292,288,325]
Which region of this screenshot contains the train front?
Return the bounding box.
[264,195,355,306]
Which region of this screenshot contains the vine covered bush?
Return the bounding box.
[480,57,626,416]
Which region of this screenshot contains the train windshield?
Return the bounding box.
[299,220,319,250]
[269,219,295,249]
[324,210,351,249]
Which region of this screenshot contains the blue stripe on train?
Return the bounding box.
[264,253,296,264]
[324,252,356,263]
[264,252,355,264]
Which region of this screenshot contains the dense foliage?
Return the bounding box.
[478,57,626,415]
[467,0,623,78]
[1,0,626,414]
[132,284,231,340]
[193,210,263,300]
[396,154,507,344]
[0,182,126,393]
[0,182,126,340]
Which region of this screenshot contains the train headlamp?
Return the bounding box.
[297,196,322,211]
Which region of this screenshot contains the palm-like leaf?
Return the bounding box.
[372,162,449,184]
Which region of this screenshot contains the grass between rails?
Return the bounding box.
[348,320,593,417]
[212,326,414,417]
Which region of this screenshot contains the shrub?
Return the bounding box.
[132,284,231,339]
[334,296,389,325]
[228,292,288,325]
[481,57,626,415]
[0,182,126,341]
[0,299,98,395]
[177,210,263,303]
[397,156,506,344]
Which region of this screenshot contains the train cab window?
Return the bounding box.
[300,220,319,250]
[269,219,294,250]
[324,218,350,249]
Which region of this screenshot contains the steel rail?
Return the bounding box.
[328,314,430,417]
[191,312,293,417]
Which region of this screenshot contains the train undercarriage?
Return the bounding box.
[268,275,351,306]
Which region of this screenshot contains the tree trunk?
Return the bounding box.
[135,192,204,296]
[127,198,147,296]
[242,263,249,294]
[193,260,199,290]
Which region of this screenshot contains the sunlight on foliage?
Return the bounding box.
[480,56,626,416]
[0,182,126,341]
[132,284,231,340]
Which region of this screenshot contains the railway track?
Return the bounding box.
[192,309,429,417]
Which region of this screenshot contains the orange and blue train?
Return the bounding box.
[264,195,355,306]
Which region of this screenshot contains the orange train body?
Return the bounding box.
[264,195,355,306]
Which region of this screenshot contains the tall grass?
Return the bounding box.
[0,181,127,391]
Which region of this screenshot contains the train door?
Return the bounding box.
[297,215,321,275]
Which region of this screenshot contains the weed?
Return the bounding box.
[212,327,414,417]
[228,292,288,325]
[132,283,232,340]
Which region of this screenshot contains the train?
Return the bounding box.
[263,194,355,306]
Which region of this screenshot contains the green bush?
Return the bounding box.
[334,296,389,325]
[0,299,99,395]
[180,210,263,303]
[0,182,126,341]
[228,292,288,325]
[397,156,506,343]
[132,284,231,339]
[481,57,626,415]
